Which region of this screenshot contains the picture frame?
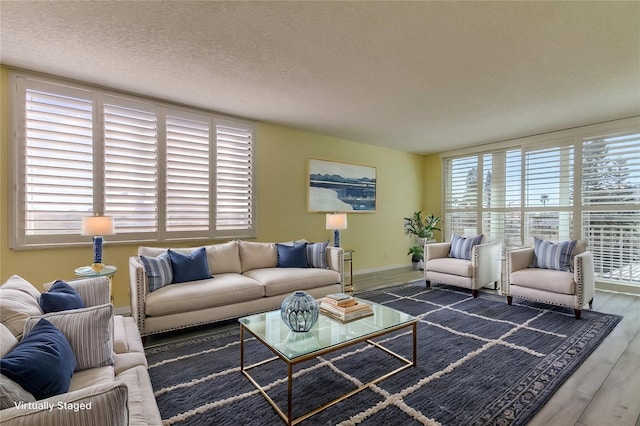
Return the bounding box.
[307,159,377,212]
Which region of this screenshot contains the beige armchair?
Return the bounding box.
[505,241,595,319]
[424,240,502,297]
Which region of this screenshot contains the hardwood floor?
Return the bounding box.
[147,266,640,425]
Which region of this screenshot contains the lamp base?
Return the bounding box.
[334,229,341,247]
[91,263,105,272]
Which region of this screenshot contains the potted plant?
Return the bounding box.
[403,211,441,246]
[407,245,424,271]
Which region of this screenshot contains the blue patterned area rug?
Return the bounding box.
[145,283,621,426]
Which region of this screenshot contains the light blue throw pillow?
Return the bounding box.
[448,234,483,260]
[276,243,309,268]
[168,247,212,283]
[140,251,174,292]
[306,241,329,268]
[532,238,577,272]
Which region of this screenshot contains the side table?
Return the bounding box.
[75,265,117,303]
[343,249,354,294]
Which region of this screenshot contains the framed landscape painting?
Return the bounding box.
[308,159,377,212]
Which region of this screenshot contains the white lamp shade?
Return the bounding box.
[325,213,347,230]
[81,215,115,236]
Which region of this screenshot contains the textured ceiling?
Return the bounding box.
[1,1,638,154]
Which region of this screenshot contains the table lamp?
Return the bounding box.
[326,213,347,247]
[81,214,115,272]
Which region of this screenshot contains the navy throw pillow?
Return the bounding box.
[0,318,75,400]
[168,247,212,283]
[276,243,309,268]
[39,280,86,313]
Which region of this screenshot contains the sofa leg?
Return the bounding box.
[589,298,593,309]
[141,336,147,345]
[507,295,512,305]
[574,309,582,320]
[426,280,431,288]
[494,281,498,290]
[472,289,478,298]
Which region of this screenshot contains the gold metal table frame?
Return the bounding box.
[240,313,417,426]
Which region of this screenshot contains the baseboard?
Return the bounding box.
[596,281,640,296]
[353,263,414,276]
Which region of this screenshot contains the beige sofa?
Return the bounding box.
[129,240,344,336]
[0,275,161,426]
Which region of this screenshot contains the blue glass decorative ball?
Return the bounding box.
[280,291,319,332]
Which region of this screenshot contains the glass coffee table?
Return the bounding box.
[238,299,417,425]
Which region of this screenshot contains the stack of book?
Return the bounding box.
[318,293,373,322]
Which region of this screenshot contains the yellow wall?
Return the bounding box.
[0,67,437,308]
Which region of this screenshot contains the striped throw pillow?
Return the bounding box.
[306,241,329,268]
[448,234,484,260]
[532,238,577,271]
[140,251,173,292]
[23,304,114,371]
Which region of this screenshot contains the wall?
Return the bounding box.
[0,67,430,308]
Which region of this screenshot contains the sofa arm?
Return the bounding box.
[0,381,128,426]
[326,247,344,287]
[425,242,451,261]
[575,251,595,308]
[63,277,110,307]
[473,242,502,287]
[507,248,534,274]
[128,256,147,336]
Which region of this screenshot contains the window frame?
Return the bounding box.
[10,71,256,249]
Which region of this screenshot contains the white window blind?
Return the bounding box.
[11,72,256,248]
[104,100,158,234]
[443,126,640,287]
[582,134,640,284]
[215,121,254,232]
[18,81,94,245]
[166,114,210,234]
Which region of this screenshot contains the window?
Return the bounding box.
[443,123,640,287]
[11,72,255,248]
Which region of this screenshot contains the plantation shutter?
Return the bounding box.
[215,120,254,232]
[444,156,479,237]
[582,133,640,284]
[166,114,211,234]
[18,80,94,245]
[103,99,158,234]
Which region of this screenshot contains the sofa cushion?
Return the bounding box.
[68,366,115,392]
[276,242,309,268]
[426,257,473,278]
[244,268,341,297]
[113,315,145,356]
[168,247,211,283]
[39,280,86,313]
[0,318,75,400]
[532,238,577,272]
[306,241,329,269]
[0,275,43,339]
[206,240,242,274]
[115,365,163,425]
[145,274,265,316]
[239,241,278,272]
[510,268,575,295]
[24,304,114,371]
[140,251,174,292]
[449,234,483,260]
[0,374,35,409]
